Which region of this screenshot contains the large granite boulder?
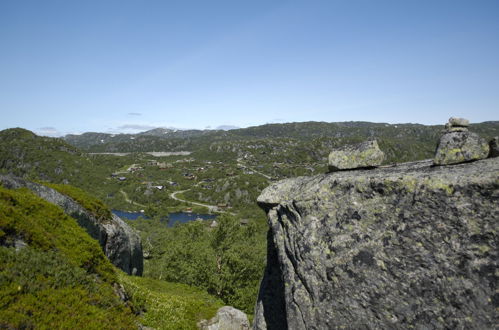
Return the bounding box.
[0,174,143,275]
[198,306,250,330]
[434,118,489,165]
[434,131,489,165]
[254,158,498,329]
[328,140,385,172]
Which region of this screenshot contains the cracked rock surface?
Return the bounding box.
[254,158,498,330]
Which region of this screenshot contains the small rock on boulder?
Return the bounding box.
[197,306,250,330]
[448,117,470,127]
[434,118,489,165]
[328,139,385,172]
[489,136,499,158]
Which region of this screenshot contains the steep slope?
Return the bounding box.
[255,157,498,329]
[0,185,137,328]
[0,175,143,275]
[0,178,224,329]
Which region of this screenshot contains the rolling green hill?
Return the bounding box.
[62,121,499,165]
[0,183,224,329]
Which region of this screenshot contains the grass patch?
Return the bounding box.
[0,247,136,329]
[118,273,223,329]
[43,182,113,220]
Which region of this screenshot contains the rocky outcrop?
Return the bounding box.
[434,118,489,165]
[254,158,498,329]
[328,139,384,172]
[198,306,250,330]
[489,137,499,158]
[0,175,143,275]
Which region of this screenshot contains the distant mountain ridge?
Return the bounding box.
[61,120,499,153]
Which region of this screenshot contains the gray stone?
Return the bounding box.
[0,174,143,275]
[434,131,489,165]
[198,306,250,330]
[255,158,498,330]
[328,140,385,172]
[449,117,470,127]
[446,126,468,132]
[489,136,499,158]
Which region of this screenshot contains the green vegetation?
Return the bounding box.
[129,214,266,314]
[43,182,112,220]
[1,121,498,326]
[0,186,115,281]
[119,273,223,329]
[0,185,136,328]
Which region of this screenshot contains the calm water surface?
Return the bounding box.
[112,210,217,227]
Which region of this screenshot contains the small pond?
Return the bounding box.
[112,210,217,227]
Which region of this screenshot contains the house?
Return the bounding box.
[118,177,127,181]
[217,203,228,209]
[153,185,164,190]
[147,160,158,166]
[240,219,249,226]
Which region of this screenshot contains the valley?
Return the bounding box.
[1,121,498,328]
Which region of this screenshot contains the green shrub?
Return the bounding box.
[129,215,266,314]
[118,272,223,329]
[0,186,115,281]
[0,247,136,329]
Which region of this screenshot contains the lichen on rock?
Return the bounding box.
[489,136,499,158]
[434,131,489,165]
[198,306,250,330]
[328,139,385,172]
[254,158,498,330]
[434,118,489,165]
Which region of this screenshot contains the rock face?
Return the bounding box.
[434,131,489,165]
[254,158,498,329]
[434,118,489,165]
[328,139,385,172]
[0,175,143,275]
[489,137,499,158]
[198,306,250,330]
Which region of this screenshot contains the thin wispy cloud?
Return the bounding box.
[127,112,142,116]
[117,124,157,131]
[35,127,61,137]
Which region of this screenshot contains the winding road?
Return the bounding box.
[120,189,146,208]
[170,189,233,214]
[237,158,273,180]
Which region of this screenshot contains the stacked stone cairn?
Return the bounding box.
[433,117,490,165]
[328,139,385,172]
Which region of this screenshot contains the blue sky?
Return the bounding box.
[0,0,498,136]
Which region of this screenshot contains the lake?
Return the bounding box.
[112,210,217,227]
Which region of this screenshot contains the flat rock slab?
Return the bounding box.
[434,131,489,165]
[328,140,385,171]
